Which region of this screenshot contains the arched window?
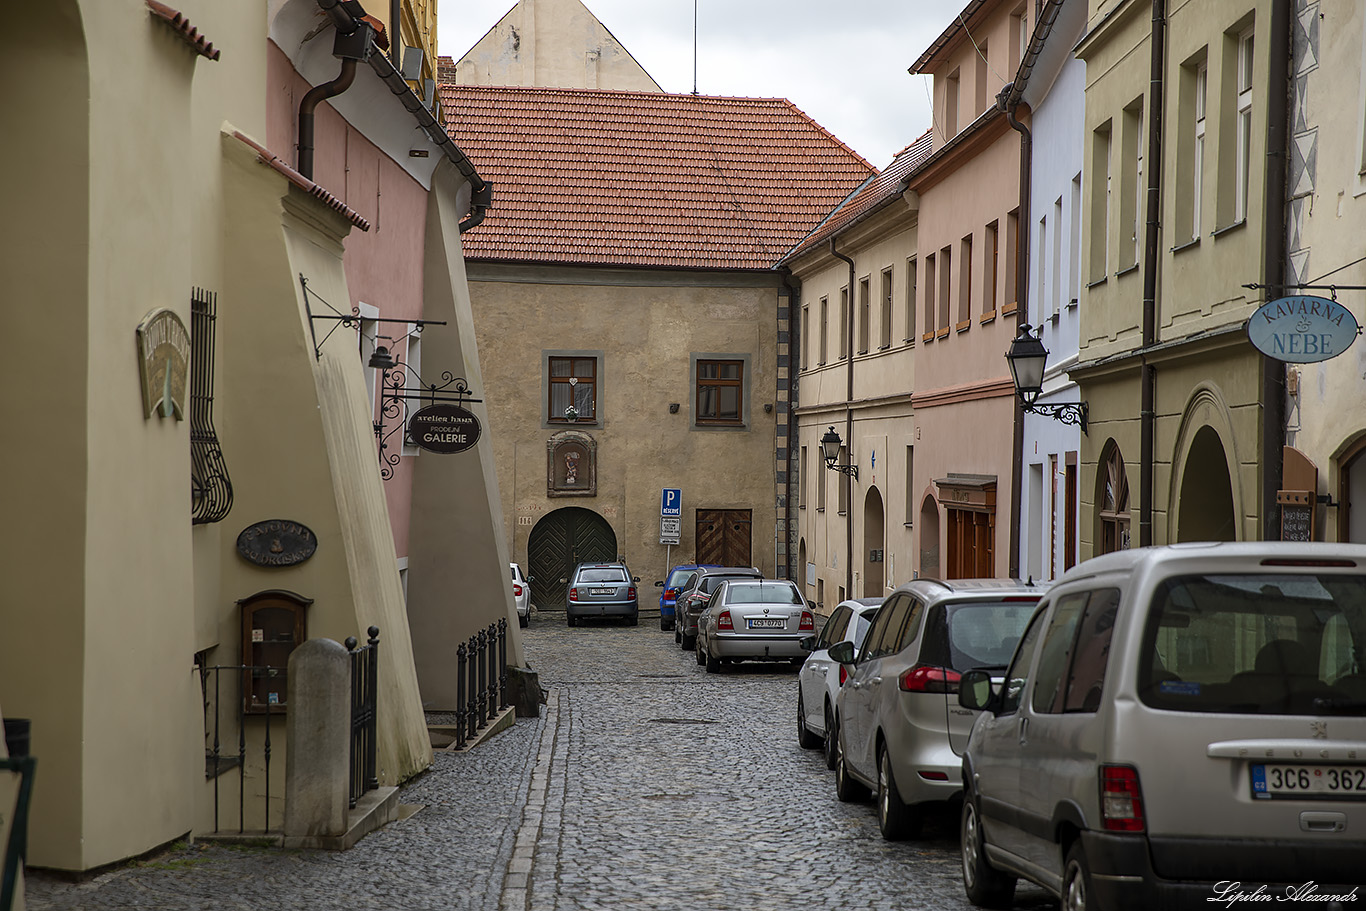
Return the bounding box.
[1099,446,1130,554]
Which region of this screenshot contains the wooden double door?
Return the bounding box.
[528,507,617,610]
[696,509,752,567]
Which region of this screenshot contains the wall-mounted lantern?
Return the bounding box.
[1005,324,1088,433]
[820,426,858,480]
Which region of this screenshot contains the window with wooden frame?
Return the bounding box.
[938,245,953,335]
[695,359,743,425]
[1005,209,1019,312]
[819,297,829,365]
[548,356,597,423]
[957,233,973,330]
[922,254,937,342]
[879,269,893,349]
[801,304,809,370]
[1099,445,1131,554]
[983,222,998,319]
[906,257,918,343]
[858,277,871,354]
[839,287,850,359]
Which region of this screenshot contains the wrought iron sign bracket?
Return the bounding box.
[299,274,447,359]
[1024,400,1089,434]
[375,358,483,480]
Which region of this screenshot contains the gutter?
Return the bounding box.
[780,267,801,582]
[1139,0,1166,546]
[830,238,857,600]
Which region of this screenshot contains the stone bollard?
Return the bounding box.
[505,666,544,718]
[284,639,351,839]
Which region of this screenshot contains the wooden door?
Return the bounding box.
[528,507,617,609]
[696,509,752,566]
[946,507,993,579]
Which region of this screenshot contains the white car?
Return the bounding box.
[510,563,531,627]
[796,597,882,768]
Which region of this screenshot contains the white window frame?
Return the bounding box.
[1235,28,1254,224]
[400,323,423,457]
[1194,61,1207,236]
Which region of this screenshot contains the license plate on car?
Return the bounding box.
[1252,764,1366,800]
[590,588,615,595]
[748,618,785,629]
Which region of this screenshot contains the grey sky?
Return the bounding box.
[437,0,946,167]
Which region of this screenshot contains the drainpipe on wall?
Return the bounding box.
[780,268,802,582]
[1139,0,1166,546]
[1000,93,1031,579]
[1261,0,1291,540]
[830,238,856,599]
[298,58,359,180]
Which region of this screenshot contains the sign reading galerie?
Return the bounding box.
[1246,295,1360,363]
[407,403,481,454]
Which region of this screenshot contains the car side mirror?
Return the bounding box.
[655,580,664,587]
[958,669,997,712]
[827,641,855,665]
[633,576,641,583]
[798,635,817,652]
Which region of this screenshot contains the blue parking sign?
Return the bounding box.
[661,488,681,517]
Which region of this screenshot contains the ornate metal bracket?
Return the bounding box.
[375,359,482,480]
[1024,400,1089,434]
[298,275,446,359]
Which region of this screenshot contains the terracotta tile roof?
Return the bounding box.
[232,132,371,232]
[779,130,934,264]
[440,85,877,270]
[146,0,221,61]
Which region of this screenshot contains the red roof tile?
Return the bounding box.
[440,85,877,270]
[780,130,934,263]
[146,0,221,61]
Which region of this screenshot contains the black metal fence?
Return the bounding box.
[454,619,509,750]
[2,720,35,911]
[345,627,380,809]
[199,661,281,834]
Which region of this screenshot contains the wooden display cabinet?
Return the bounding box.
[239,589,311,714]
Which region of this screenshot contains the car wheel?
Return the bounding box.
[627,612,639,627]
[694,640,706,666]
[675,625,682,644]
[834,727,868,802]
[566,614,576,628]
[797,690,821,749]
[704,642,721,674]
[519,614,529,628]
[681,633,695,651]
[1061,842,1091,911]
[961,793,1016,909]
[660,615,671,631]
[823,704,839,770]
[876,744,923,841]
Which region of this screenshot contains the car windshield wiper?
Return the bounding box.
[1313,696,1366,714]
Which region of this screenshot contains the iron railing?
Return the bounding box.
[198,661,281,834]
[190,287,233,524]
[2,720,34,911]
[454,619,509,750]
[345,627,380,809]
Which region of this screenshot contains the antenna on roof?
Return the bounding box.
[692,0,699,95]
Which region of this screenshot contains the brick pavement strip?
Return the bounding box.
[23,619,1055,911]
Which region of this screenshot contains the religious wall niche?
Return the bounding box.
[548,431,597,497]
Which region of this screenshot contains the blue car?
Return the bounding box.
[654,563,718,632]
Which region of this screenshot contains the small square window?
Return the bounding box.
[696,359,744,425]
[549,356,597,423]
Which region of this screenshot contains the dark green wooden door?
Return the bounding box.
[528,507,617,610]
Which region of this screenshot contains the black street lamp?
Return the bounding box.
[820,426,858,479]
[1005,324,1088,433]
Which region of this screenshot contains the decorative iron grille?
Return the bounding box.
[190,288,233,523]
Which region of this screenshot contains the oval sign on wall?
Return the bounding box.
[407,403,481,454]
[237,519,318,567]
[1247,295,1360,363]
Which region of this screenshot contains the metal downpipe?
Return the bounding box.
[1261,0,1292,539]
[780,268,802,582]
[298,58,358,180]
[1002,95,1031,579]
[1139,0,1166,546]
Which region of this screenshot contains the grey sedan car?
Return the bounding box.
[696,578,814,672]
[565,562,639,626]
[675,566,762,650]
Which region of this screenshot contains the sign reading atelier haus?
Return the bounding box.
[1247,295,1360,363]
[407,403,481,454]
[237,519,318,567]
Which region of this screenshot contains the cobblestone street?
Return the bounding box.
[25,615,1055,910]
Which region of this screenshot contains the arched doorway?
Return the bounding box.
[798,537,808,597]
[918,495,940,579]
[1176,426,1236,541]
[528,507,617,610]
[862,488,885,597]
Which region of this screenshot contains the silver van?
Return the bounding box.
[958,543,1366,910]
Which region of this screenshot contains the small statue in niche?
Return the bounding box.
[564,451,580,485]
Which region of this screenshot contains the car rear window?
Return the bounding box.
[699,574,751,594]
[921,601,1038,672]
[666,568,693,589]
[1140,573,1366,715]
[725,582,802,604]
[577,568,627,583]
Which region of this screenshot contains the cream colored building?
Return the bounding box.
[1073,0,1285,554]
[0,0,514,876]
[782,136,931,609]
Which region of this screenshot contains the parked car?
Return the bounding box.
[510,562,531,628]
[958,543,1366,909]
[565,562,640,626]
[655,563,718,632]
[675,566,763,650]
[796,597,883,767]
[828,578,1045,841]
[695,578,814,672]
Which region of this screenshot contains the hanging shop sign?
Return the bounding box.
[1246,295,1360,363]
[237,519,318,567]
[136,308,190,420]
[407,403,481,454]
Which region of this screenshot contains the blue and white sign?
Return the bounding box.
[1247,295,1360,363]
[661,487,682,517]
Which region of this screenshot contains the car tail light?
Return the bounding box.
[799,611,814,631]
[718,611,734,631]
[664,588,677,599]
[627,586,637,600]
[898,665,962,694]
[1101,765,1146,832]
[513,584,523,597]
[838,664,848,686]
[569,587,579,601]
[918,770,950,781]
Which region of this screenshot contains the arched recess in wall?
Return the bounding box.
[798,537,808,593]
[1332,433,1366,542]
[527,507,617,611]
[1168,386,1243,543]
[918,493,940,579]
[1095,439,1131,554]
[862,487,885,597]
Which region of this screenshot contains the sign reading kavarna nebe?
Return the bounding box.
[407,403,481,454]
[237,519,318,567]
[1247,295,1360,363]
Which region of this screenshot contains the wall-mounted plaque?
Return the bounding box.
[548,431,597,497]
[408,403,481,454]
[1247,296,1359,363]
[136,308,190,420]
[236,519,318,567]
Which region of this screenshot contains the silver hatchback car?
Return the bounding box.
[828,579,1045,841]
[695,578,814,671]
[958,543,1366,910]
